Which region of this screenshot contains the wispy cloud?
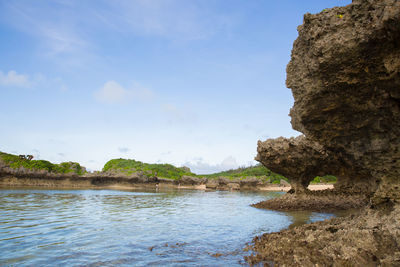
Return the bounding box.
[0,70,32,88]
[0,0,236,57]
[95,80,155,104]
[0,70,69,92]
[40,26,87,56]
[104,0,236,41]
[184,156,239,174]
[0,1,88,56]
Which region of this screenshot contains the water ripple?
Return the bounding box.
[0,188,336,266]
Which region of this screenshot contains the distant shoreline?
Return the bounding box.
[259,184,334,191]
[0,175,333,192]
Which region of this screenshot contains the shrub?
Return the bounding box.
[102,158,196,180]
[203,164,288,183]
[311,175,337,184]
[0,151,85,175]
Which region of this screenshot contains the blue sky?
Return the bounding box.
[0,0,351,173]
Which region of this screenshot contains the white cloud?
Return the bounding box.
[0,70,32,88]
[95,80,155,104]
[95,81,130,104]
[131,81,155,101]
[183,156,239,175]
[0,70,67,91]
[220,156,238,170]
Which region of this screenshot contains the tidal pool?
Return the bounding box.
[0,188,336,266]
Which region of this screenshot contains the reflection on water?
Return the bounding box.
[286,211,336,229]
[0,188,337,266]
[287,211,313,229]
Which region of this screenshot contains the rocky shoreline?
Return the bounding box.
[246,203,400,266]
[0,155,336,192]
[0,169,291,191]
[252,190,368,212]
[0,173,333,192]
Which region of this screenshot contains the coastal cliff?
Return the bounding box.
[249,0,400,265]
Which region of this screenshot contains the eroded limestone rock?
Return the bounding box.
[250,1,400,265]
[246,204,400,266]
[257,0,400,203]
[256,135,331,193]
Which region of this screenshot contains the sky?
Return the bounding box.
[0,0,351,174]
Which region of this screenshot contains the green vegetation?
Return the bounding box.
[203,164,288,184]
[0,150,337,184]
[0,152,85,175]
[102,158,196,180]
[310,175,337,184]
[204,164,337,184]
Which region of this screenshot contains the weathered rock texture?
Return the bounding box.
[246,203,400,266]
[256,136,331,193]
[257,0,400,205]
[250,0,400,265]
[252,191,368,212]
[176,175,207,185]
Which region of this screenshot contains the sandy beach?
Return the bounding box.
[259,184,334,192]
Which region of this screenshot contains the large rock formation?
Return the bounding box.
[257,0,400,205]
[249,0,400,265]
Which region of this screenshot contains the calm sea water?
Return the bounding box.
[0,188,336,266]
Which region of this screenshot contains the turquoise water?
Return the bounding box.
[0,188,335,266]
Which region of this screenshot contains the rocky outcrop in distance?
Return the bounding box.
[0,161,158,187]
[0,160,289,191]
